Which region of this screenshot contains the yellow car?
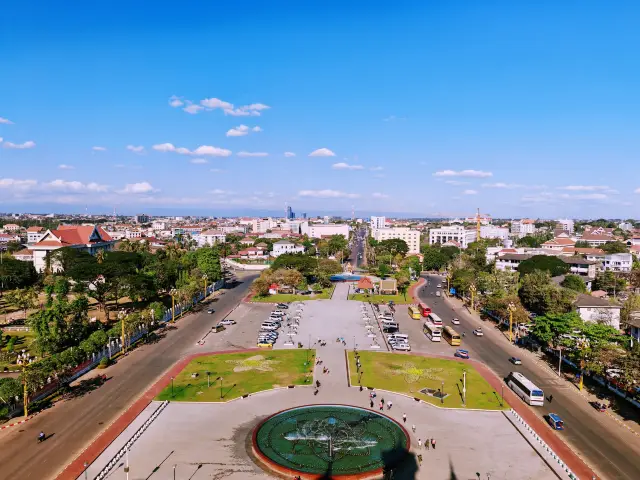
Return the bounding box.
[257,342,273,348]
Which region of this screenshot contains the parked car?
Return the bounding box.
[271,311,285,317]
[452,318,460,325]
[473,328,484,336]
[454,349,470,359]
[220,319,236,325]
[509,357,522,365]
[392,343,411,351]
[276,303,289,309]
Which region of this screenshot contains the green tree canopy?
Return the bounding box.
[0,256,37,291]
[518,270,576,315]
[601,241,628,254]
[518,255,570,277]
[561,274,587,293]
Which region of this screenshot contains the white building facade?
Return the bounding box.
[370,216,386,230]
[556,218,575,233]
[510,219,536,238]
[428,225,477,249]
[372,227,421,254]
[301,222,350,240]
[479,225,510,241]
[602,253,633,272]
[271,240,305,257]
[200,230,227,246]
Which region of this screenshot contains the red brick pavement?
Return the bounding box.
[56,348,260,480]
[408,277,426,303]
[411,352,595,480]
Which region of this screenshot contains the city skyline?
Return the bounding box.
[2,2,640,218]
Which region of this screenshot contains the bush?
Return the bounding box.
[98,356,110,369]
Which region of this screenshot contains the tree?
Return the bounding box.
[0,256,38,293]
[54,277,70,299]
[574,240,591,248]
[378,239,409,257]
[561,274,587,293]
[195,248,222,281]
[422,247,448,271]
[272,254,317,277]
[516,234,551,248]
[394,271,410,300]
[518,271,575,315]
[601,241,628,254]
[0,378,22,406]
[5,287,38,319]
[518,255,570,277]
[316,259,342,277]
[531,312,582,347]
[593,271,626,295]
[621,294,640,326]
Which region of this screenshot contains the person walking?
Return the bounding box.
[411,424,416,433]
[431,438,436,450]
[549,394,553,403]
[418,438,422,449]
[426,438,430,450]
[370,399,374,408]
[387,400,392,410]
[379,401,384,411]
[402,413,407,423]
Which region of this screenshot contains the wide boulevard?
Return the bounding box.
[0,273,257,480]
[419,274,640,480]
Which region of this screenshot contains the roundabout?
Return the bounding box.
[252,405,410,479]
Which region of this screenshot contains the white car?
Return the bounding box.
[392,343,411,351]
[220,319,236,325]
[435,291,441,297]
[452,318,460,325]
[473,328,484,336]
[436,284,442,288]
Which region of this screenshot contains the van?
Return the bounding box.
[381,321,399,329]
[387,333,409,342]
[260,323,278,330]
[381,318,396,324]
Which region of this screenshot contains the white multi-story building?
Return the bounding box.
[574,294,621,330]
[556,218,575,233]
[602,253,633,272]
[479,225,510,241]
[152,221,167,230]
[372,227,421,254]
[250,218,275,233]
[26,226,45,244]
[428,225,477,249]
[271,240,305,257]
[125,229,142,239]
[370,216,386,230]
[510,219,536,238]
[200,230,227,246]
[301,222,350,240]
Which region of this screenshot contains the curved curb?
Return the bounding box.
[0,412,39,430]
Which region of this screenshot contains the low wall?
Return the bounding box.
[223,258,269,271]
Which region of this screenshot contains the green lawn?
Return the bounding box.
[252,285,334,303]
[0,330,37,372]
[156,350,316,402]
[348,281,418,304]
[347,351,508,410]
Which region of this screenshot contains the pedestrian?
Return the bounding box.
[549,394,553,403]
[387,400,392,410]
[379,401,384,411]
[417,454,422,466]
[418,438,422,449]
[431,438,436,450]
[426,438,429,450]
[402,413,407,423]
[411,424,416,433]
[381,396,385,405]
[370,399,374,408]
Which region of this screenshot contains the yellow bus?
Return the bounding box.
[408,306,421,320]
[442,326,461,346]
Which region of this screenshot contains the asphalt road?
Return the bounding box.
[0,274,257,480]
[349,227,366,269]
[419,274,640,480]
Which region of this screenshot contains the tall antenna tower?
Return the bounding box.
[284,201,288,219]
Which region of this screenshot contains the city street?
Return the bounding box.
[0,273,257,480]
[419,274,640,480]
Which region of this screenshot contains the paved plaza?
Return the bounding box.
[79,287,560,480]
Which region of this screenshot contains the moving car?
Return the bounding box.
[546,413,564,430]
[257,342,274,348]
[435,291,441,297]
[509,356,522,365]
[220,319,236,325]
[454,349,470,359]
[276,303,289,309]
[451,318,460,325]
[271,310,285,316]
[436,284,442,288]
[473,328,484,336]
[207,309,215,314]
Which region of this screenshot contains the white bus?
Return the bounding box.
[506,372,545,406]
[427,313,443,326]
[423,323,442,342]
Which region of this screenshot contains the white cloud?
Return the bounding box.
[444,180,469,186]
[558,185,612,192]
[0,117,13,125]
[559,193,608,200]
[58,164,74,170]
[45,179,109,193]
[635,188,640,194]
[298,189,360,198]
[0,178,38,190]
[119,182,157,194]
[92,146,107,152]
[190,158,208,164]
[183,103,204,114]
[152,143,176,152]
[201,97,234,110]
[463,189,478,195]
[332,162,364,170]
[3,140,36,149]
[224,103,270,117]
[433,169,493,178]
[168,95,184,108]
[237,151,268,157]
[372,192,389,199]
[210,189,230,195]
[284,152,296,157]
[126,145,145,154]
[210,168,227,173]
[309,148,336,157]
[252,126,262,132]
[370,166,384,171]
[226,125,250,137]
[193,145,232,157]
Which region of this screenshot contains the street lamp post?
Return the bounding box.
[173,464,176,480]
[441,381,444,404]
[202,274,208,298]
[469,284,477,311]
[220,376,224,400]
[84,462,89,480]
[170,288,177,323]
[119,310,127,354]
[171,376,175,398]
[462,370,467,406]
[501,384,504,407]
[206,371,211,388]
[507,302,516,344]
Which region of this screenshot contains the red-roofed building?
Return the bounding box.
[29,225,116,272]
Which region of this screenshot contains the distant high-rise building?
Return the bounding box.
[134,214,150,224]
[286,206,295,220]
[302,213,307,219]
[557,218,575,234]
[370,216,386,230]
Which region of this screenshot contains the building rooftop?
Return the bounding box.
[574,293,620,309]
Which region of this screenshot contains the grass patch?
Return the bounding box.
[252,286,335,303]
[156,350,316,402]
[0,330,37,372]
[348,281,418,304]
[348,351,508,410]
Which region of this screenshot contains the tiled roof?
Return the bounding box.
[34,226,113,247]
[543,237,576,246]
[574,293,620,308]
[13,248,33,257]
[26,226,44,232]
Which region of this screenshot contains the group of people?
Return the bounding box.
[417,438,437,450]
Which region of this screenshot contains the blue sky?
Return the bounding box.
[1,1,639,218]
